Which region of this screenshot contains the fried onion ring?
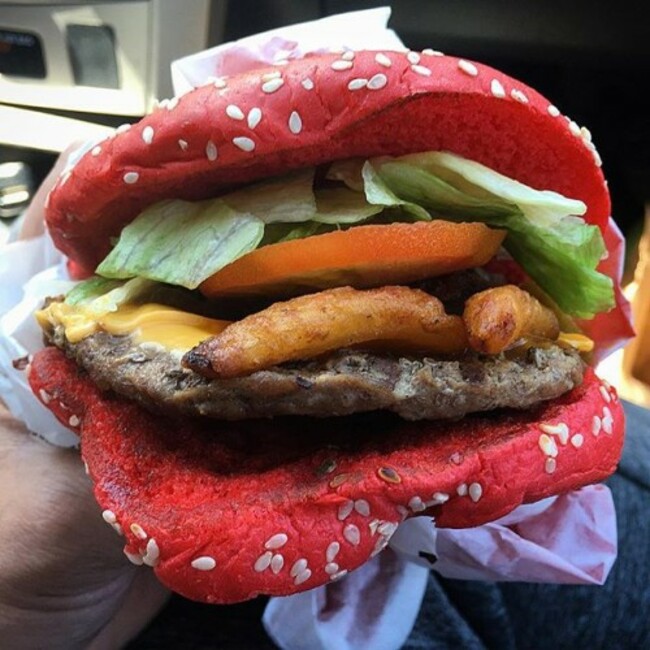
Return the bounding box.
[184,286,467,378]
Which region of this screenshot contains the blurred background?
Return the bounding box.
[1,0,649,401]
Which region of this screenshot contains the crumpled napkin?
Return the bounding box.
[264,486,616,650]
[0,7,626,650]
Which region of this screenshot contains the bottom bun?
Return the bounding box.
[29,347,624,604]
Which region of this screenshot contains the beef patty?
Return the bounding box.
[47,324,584,421]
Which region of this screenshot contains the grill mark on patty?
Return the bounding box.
[48,325,585,422]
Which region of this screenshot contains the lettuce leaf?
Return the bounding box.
[97,199,264,289]
[65,276,155,314]
[224,169,317,223]
[371,153,613,318]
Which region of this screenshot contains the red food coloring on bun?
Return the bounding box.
[45,51,609,275]
[29,347,624,604]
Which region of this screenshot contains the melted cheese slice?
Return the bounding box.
[37,302,230,351]
[36,300,595,356]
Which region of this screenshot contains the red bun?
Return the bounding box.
[46,51,608,275]
[29,347,624,604]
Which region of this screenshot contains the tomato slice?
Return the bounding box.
[200,221,505,298]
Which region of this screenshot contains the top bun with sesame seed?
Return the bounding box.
[46,50,608,273]
[30,50,628,604]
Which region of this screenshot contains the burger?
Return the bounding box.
[28,50,627,603]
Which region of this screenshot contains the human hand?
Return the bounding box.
[0,146,169,649]
[0,404,169,649]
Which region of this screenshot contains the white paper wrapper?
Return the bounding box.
[0,8,621,650]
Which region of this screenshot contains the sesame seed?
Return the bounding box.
[290,558,308,577]
[354,499,371,516]
[226,104,245,120]
[254,551,273,572]
[157,99,170,109]
[600,386,612,403]
[603,406,612,420]
[511,89,529,103]
[247,107,262,129]
[111,523,123,536]
[167,97,179,110]
[288,111,303,135]
[450,451,464,465]
[348,78,368,90]
[68,415,80,427]
[411,65,432,77]
[325,562,340,575]
[369,519,381,535]
[457,483,468,496]
[233,136,255,152]
[331,60,353,71]
[338,499,354,521]
[83,460,90,475]
[422,48,444,56]
[102,510,117,524]
[569,120,581,136]
[262,77,284,93]
[326,541,340,562]
[378,467,401,484]
[294,569,312,585]
[377,521,398,537]
[316,458,337,476]
[592,416,602,436]
[368,73,388,90]
[407,51,421,64]
[539,422,569,446]
[59,171,71,187]
[39,389,51,404]
[469,483,483,503]
[548,105,561,117]
[124,549,143,566]
[265,533,288,549]
[581,126,593,142]
[205,140,218,161]
[602,416,613,435]
[329,473,350,488]
[458,59,479,76]
[330,569,348,581]
[396,505,409,519]
[130,523,147,540]
[178,139,188,151]
[191,556,216,571]
[342,50,355,61]
[262,71,282,82]
[142,126,154,144]
[490,79,506,98]
[123,172,139,184]
[545,457,557,474]
[538,433,559,458]
[431,492,450,505]
[409,496,426,512]
[271,554,284,574]
[372,535,391,556]
[142,538,160,567]
[375,53,392,67]
[592,149,603,167]
[212,77,227,89]
[116,123,131,134]
[301,78,314,90]
[571,434,584,448]
[344,524,361,545]
[91,146,102,156]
